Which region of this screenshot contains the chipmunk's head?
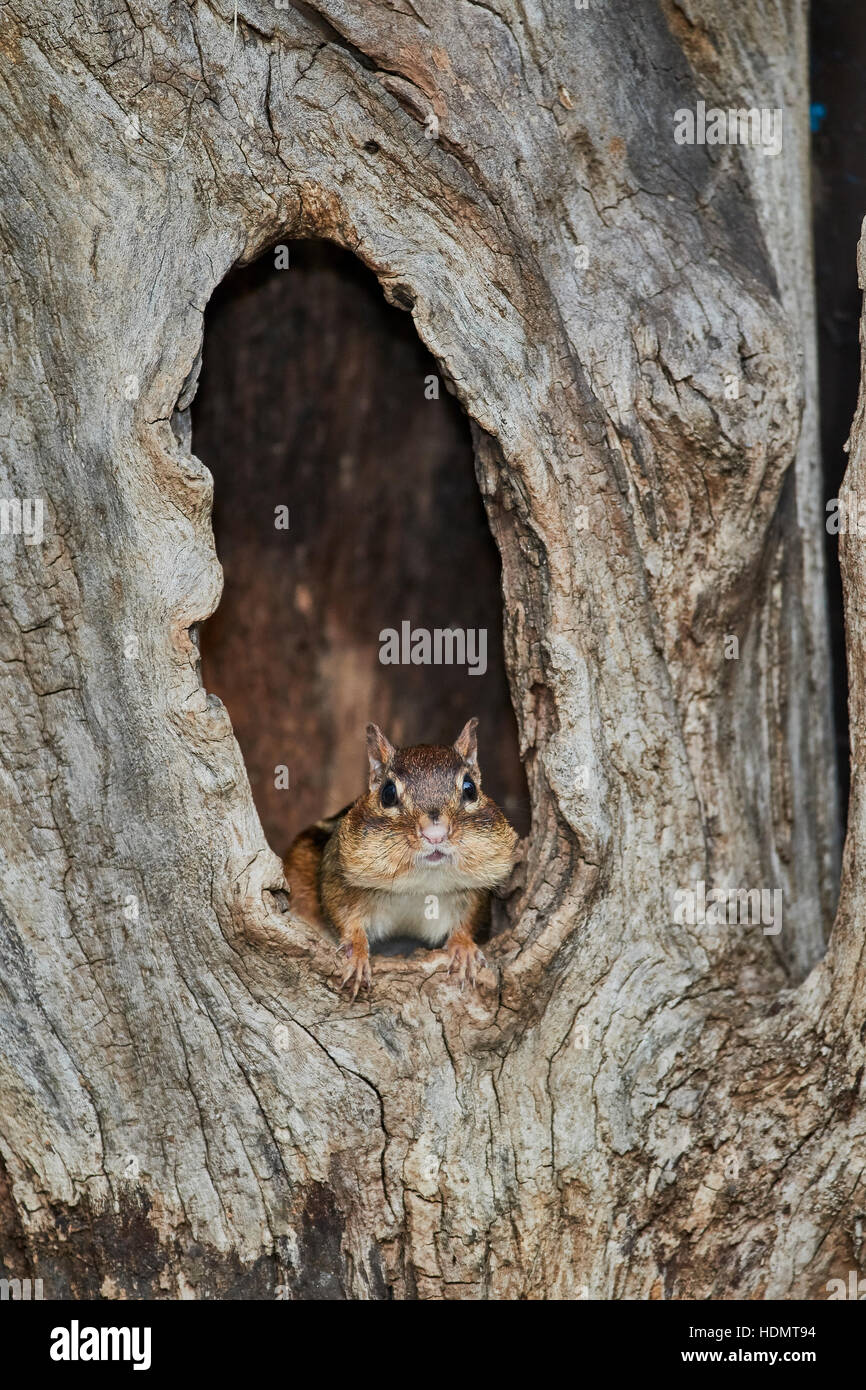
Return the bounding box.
[348,718,517,889]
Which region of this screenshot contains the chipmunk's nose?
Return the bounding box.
[420,817,449,845]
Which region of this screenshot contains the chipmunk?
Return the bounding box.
[284,718,518,998]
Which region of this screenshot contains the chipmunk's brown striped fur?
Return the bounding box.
[284,719,517,998]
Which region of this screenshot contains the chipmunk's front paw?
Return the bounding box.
[337,941,371,1001]
[445,938,486,991]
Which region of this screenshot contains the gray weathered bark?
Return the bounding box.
[0,0,861,1299]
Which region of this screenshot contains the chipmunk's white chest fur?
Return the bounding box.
[364,876,472,946]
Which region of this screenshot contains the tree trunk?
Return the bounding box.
[0,0,862,1299]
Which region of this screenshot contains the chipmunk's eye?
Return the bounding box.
[380,780,399,808]
[462,775,477,802]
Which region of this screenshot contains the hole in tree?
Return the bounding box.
[191,240,529,898]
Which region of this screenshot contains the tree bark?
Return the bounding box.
[0,0,861,1299]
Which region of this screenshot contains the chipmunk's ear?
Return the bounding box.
[454,717,479,765]
[366,723,395,782]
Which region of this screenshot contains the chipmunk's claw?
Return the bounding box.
[445,941,486,991]
[337,942,371,1000]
